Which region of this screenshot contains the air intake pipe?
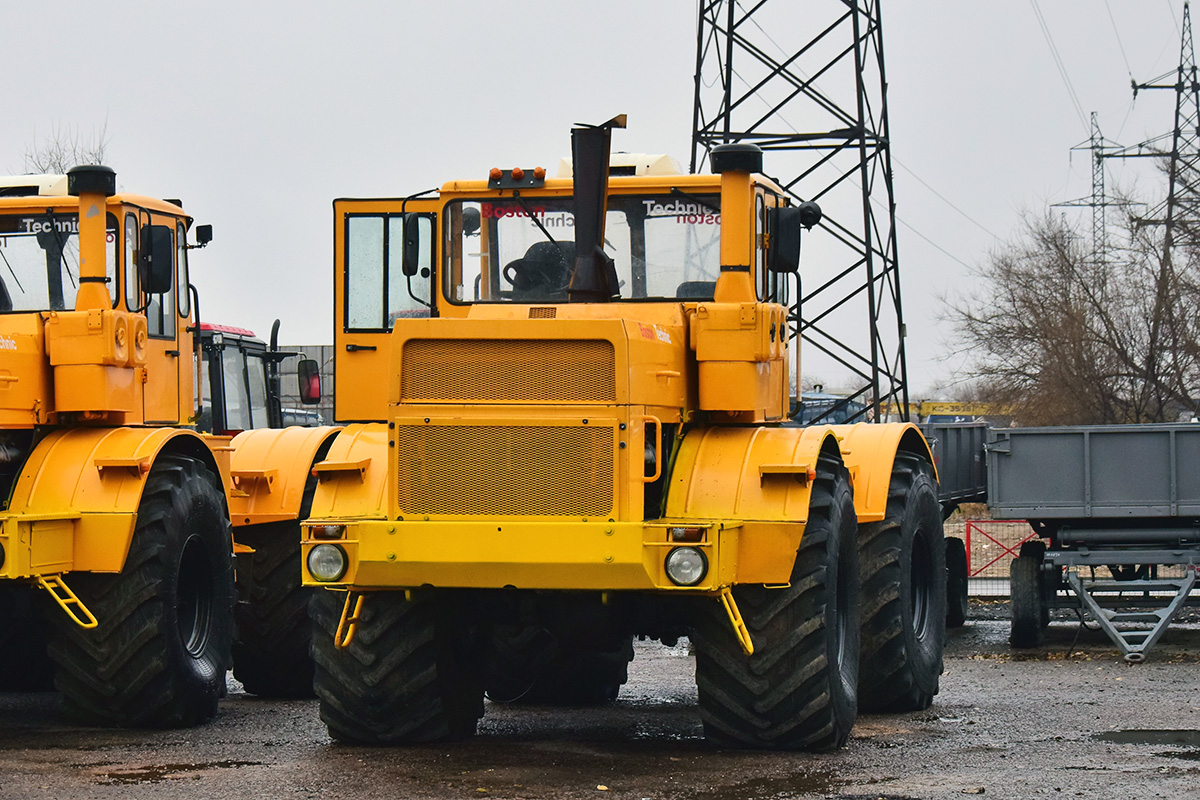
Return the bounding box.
[67,165,117,312]
[710,143,762,305]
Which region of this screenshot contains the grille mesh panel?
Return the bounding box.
[401,339,616,403]
[395,424,615,517]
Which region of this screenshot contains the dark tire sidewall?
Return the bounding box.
[826,472,861,734]
[163,473,234,700]
[897,469,947,695]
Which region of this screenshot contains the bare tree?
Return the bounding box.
[946,209,1200,426]
[22,121,109,174]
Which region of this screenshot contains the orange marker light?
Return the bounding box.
[511,167,525,181]
[489,167,502,181]
[533,166,546,180]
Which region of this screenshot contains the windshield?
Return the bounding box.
[0,212,117,312]
[443,194,721,303]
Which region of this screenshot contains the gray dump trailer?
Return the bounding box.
[986,424,1200,661]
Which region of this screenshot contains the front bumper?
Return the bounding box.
[300,518,775,592]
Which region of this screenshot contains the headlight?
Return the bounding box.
[665,546,708,586]
[307,544,348,582]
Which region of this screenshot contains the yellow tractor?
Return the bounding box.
[0,166,339,725]
[305,118,945,749]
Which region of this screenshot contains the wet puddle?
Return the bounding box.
[1092,729,1200,762]
[96,760,262,784]
[682,770,841,800]
[1093,729,1200,747]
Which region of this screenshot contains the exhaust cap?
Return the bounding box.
[710,143,763,174]
[67,165,116,197]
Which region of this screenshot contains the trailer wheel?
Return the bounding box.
[0,586,55,691]
[1009,553,1045,648]
[1019,540,1051,629]
[945,537,970,628]
[311,588,484,744]
[691,452,859,751]
[45,453,234,727]
[858,453,946,713]
[484,624,633,705]
[232,474,319,697]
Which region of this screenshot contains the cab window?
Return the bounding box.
[345,213,432,331]
[177,222,190,318]
[124,213,140,310]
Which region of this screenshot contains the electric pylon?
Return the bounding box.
[691,0,908,422]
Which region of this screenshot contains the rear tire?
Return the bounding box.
[484,624,633,705]
[232,474,319,697]
[692,452,859,751]
[945,537,969,628]
[311,588,484,744]
[45,453,234,727]
[858,453,946,713]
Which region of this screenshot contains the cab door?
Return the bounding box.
[125,210,187,424]
[334,198,438,422]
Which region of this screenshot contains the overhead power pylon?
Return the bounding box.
[691,0,908,422]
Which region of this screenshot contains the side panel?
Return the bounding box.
[226,425,343,525]
[986,423,1200,519]
[0,313,53,425]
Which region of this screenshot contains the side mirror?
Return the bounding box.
[139,224,174,294]
[797,201,822,230]
[195,224,213,246]
[766,201,823,274]
[297,358,322,405]
[401,215,420,277]
[767,207,803,274]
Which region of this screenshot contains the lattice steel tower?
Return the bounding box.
[1129,0,1200,248]
[1057,112,1119,267]
[691,0,908,421]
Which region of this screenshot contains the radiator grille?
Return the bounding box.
[395,424,615,517]
[401,339,616,403]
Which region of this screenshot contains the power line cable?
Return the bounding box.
[1030,0,1090,132]
[723,64,983,268]
[1104,0,1135,79]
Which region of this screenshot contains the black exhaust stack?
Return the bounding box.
[568,114,625,302]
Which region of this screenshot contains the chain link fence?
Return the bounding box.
[944,518,1035,597]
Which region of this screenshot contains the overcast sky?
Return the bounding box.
[1,1,1188,395]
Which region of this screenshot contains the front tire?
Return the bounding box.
[45,453,234,727]
[691,452,859,751]
[311,588,484,744]
[858,452,946,713]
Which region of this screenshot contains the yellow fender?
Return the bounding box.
[227,425,343,526]
[666,424,838,521]
[664,424,840,585]
[829,422,935,524]
[307,423,392,521]
[2,427,228,576]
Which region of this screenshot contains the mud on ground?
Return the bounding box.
[2,601,1198,800]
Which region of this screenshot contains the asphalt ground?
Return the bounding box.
[2,601,1199,800]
